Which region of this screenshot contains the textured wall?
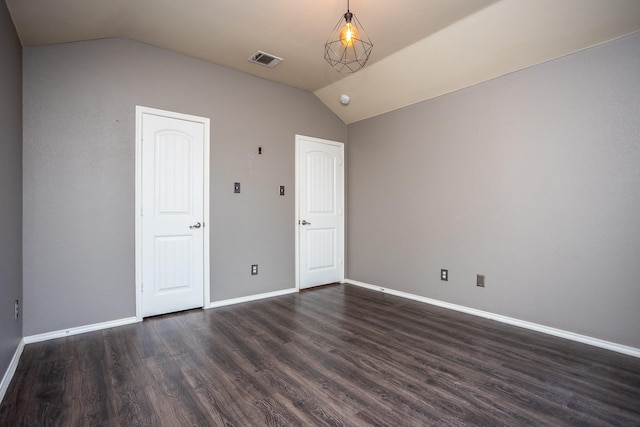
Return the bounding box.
[23,38,346,335]
[347,33,640,348]
[0,2,23,378]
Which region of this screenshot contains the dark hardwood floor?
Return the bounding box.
[2,284,640,426]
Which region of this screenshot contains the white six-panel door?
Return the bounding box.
[296,135,344,289]
[136,107,210,318]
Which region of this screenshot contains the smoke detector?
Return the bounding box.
[248,51,283,68]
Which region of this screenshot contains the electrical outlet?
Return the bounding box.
[234,182,241,193]
[14,299,19,320]
[477,274,485,287]
[441,269,448,281]
[251,264,258,275]
[280,185,285,196]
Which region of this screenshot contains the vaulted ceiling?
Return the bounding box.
[7,0,640,123]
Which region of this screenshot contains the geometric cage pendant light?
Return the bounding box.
[324,0,373,73]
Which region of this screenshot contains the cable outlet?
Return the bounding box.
[234,182,241,193]
[251,264,258,275]
[280,185,285,196]
[14,299,19,320]
[441,269,448,281]
[477,274,485,287]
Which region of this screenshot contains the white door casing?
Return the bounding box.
[295,135,345,289]
[135,107,210,319]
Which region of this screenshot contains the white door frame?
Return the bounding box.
[295,134,345,290]
[135,106,210,321]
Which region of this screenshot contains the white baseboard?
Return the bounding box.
[346,279,640,359]
[208,287,298,308]
[0,338,25,404]
[23,317,139,345]
[23,288,299,344]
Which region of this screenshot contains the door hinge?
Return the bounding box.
[141,282,144,293]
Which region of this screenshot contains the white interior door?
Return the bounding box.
[136,108,209,318]
[296,135,344,289]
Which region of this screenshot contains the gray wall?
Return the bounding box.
[0,2,23,375]
[23,38,346,336]
[347,33,640,349]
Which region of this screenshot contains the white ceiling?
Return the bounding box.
[7,0,640,124]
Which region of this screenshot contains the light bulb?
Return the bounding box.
[339,22,359,46]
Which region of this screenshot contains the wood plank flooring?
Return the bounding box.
[1,283,639,426]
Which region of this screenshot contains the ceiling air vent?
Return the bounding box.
[249,51,283,68]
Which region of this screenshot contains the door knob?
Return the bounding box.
[189,222,202,229]
[301,220,311,225]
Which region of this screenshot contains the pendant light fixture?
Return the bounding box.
[324,0,373,73]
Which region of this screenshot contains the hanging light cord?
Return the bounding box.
[344,0,352,22]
